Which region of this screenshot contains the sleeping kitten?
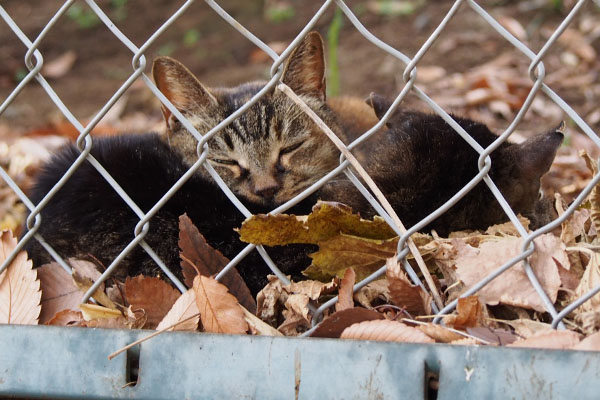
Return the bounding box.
[320,94,563,236]
[24,32,374,294]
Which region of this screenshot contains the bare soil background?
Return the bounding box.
[0,0,599,204]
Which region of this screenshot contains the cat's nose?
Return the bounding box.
[253,183,280,199]
[252,176,280,199]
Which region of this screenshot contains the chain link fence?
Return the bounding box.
[1,0,599,335]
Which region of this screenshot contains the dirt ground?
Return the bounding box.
[1,1,597,129]
[0,0,599,204]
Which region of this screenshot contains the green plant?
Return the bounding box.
[66,4,101,29]
[66,0,127,29]
[265,3,295,23]
[183,29,201,48]
[326,8,343,98]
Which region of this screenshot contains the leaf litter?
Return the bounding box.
[1,136,600,353]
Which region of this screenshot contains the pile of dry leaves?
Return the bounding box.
[1,150,599,353]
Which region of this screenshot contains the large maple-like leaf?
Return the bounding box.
[238,201,397,246]
[179,214,256,313]
[340,320,434,343]
[125,275,181,329]
[193,275,248,334]
[238,202,435,282]
[304,234,397,281]
[0,231,41,324]
[156,289,199,332]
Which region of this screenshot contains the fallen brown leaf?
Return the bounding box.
[443,296,484,330]
[508,330,581,349]
[46,309,86,327]
[496,318,553,338]
[156,289,199,332]
[193,275,248,334]
[42,50,77,79]
[386,256,432,316]
[341,320,435,343]
[573,331,600,351]
[454,234,568,312]
[256,275,287,326]
[37,262,81,324]
[353,279,391,309]
[573,249,600,315]
[179,214,255,313]
[416,323,464,343]
[125,275,181,329]
[311,308,384,338]
[286,279,336,301]
[336,268,356,312]
[241,307,282,336]
[72,270,116,310]
[0,230,41,325]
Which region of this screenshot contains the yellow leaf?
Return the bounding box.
[79,303,122,321]
[238,201,396,246]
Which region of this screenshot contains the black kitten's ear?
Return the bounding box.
[281,32,326,101]
[366,93,393,121]
[153,56,218,124]
[513,126,564,180]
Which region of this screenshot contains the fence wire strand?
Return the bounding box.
[0,0,598,332]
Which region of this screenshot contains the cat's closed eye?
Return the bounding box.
[211,158,238,165]
[279,141,304,156]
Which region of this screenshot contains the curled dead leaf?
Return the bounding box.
[417,323,464,343]
[443,296,484,330]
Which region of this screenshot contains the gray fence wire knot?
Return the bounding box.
[0,0,598,334]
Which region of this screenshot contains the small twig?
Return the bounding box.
[108,312,201,360]
[443,280,463,296]
[278,83,444,310]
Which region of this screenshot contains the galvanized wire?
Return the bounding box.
[0,0,598,331]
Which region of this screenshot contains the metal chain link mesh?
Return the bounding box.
[1,0,599,332]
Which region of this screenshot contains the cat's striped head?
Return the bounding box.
[153,32,341,206]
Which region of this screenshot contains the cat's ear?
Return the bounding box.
[513,123,564,180]
[366,93,394,121]
[281,32,326,100]
[153,56,218,124]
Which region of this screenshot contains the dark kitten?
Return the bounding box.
[320,94,563,235]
